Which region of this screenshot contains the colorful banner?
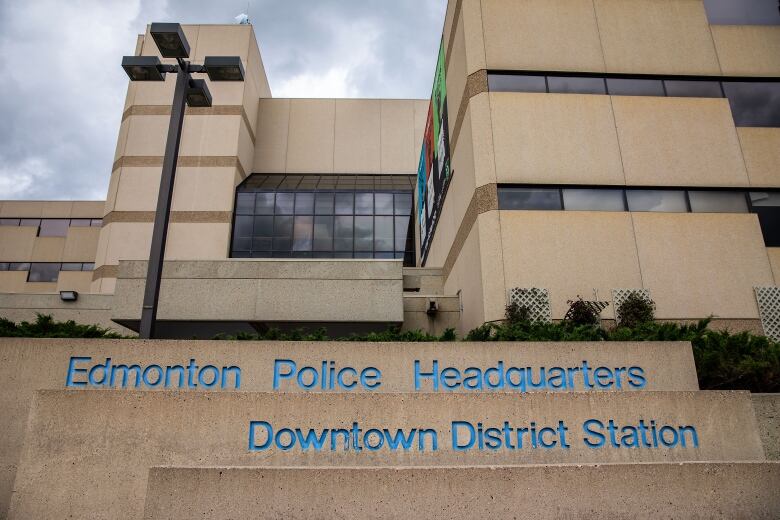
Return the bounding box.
[417,42,451,265]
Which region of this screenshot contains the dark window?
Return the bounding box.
[723,82,780,127]
[750,192,780,246]
[688,191,748,213]
[9,263,30,271]
[0,263,8,270]
[547,76,606,95]
[39,219,69,237]
[70,219,92,227]
[606,78,665,97]
[488,74,547,93]
[0,219,20,226]
[627,190,688,212]
[90,219,102,227]
[232,174,415,264]
[82,263,95,271]
[562,189,626,211]
[28,263,60,282]
[664,80,723,98]
[704,0,780,25]
[498,188,562,210]
[61,263,83,271]
[19,219,40,228]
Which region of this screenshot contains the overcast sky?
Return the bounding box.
[0,0,446,201]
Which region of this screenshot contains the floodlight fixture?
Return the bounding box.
[150,23,190,59]
[186,79,212,107]
[121,56,166,81]
[203,56,245,81]
[59,290,78,302]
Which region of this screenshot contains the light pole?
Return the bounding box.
[122,23,245,339]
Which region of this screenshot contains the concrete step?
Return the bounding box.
[402,266,444,293]
[142,463,780,519]
[7,389,765,520]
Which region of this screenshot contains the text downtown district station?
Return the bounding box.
[64,356,700,453]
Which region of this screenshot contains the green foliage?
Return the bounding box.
[213,326,457,342]
[0,314,123,338]
[564,297,607,327]
[617,292,656,328]
[504,302,531,324]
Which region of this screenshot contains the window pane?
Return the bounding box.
[274,215,293,236]
[315,192,335,215]
[498,188,562,210]
[0,263,8,270]
[313,215,334,251]
[375,193,393,215]
[253,216,274,237]
[704,0,780,25]
[750,192,780,207]
[19,219,40,227]
[251,251,272,258]
[375,216,394,251]
[232,216,253,250]
[395,216,410,251]
[0,219,20,226]
[235,193,255,215]
[488,74,546,93]
[607,78,665,97]
[664,80,722,98]
[293,216,313,251]
[69,219,91,227]
[90,219,102,227]
[355,193,373,215]
[255,192,275,215]
[689,191,748,213]
[335,192,354,215]
[81,263,95,271]
[294,192,314,214]
[39,219,69,237]
[275,193,294,214]
[61,263,83,271]
[547,76,606,95]
[626,190,688,212]
[28,263,60,282]
[9,263,30,271]
[354,216,373,251]
[723,82,780,127]
[562,189,625,211]
[394,193,412,215]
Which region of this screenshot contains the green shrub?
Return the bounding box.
[213,326,457,342]
[504,302,531,324]
[0,314,123,338]
[564,297,607,327]
[617,292,656,328]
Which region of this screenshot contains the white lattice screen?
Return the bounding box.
[612,288,651,325]
[755,286,780,341]
[508,288,551,323]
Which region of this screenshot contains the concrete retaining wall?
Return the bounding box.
[142,463,780,519]
[8,389,764,520]
[753,393,780,460]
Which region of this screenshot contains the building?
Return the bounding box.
[1,0,779,340]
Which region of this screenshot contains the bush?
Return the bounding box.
[0,314,123,338]
[617,292,656,328]
[214,326,457,342]
[564,296,607,327]
[505,302,531,324]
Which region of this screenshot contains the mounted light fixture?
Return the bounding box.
[121,22,245,339]
[186,79,212,107]
[150,23,190,58]
[59,290,78,302]
[203,56,245,81]
[121,56,167,81]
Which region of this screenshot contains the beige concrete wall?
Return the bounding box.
[142,463,780,519]
[711,25,780,77]
[769,248,780,284]
[753,394,780,461]
[8,389,764,519]
[443,218,485,334]
[111,260,404,324]
[0,294,118,331]
[738,128,780,188]
[252,98,427,174]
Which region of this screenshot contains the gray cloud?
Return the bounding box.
[0,0,445,201]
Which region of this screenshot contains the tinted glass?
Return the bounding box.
[335,192,354,214]
[547,76,606,95]
[664,80,723,98]
[704,0,780,25]
[294,193,314,214]
[9,263,30,271]
[19,219,40,227]
[28,263,60,282]
[355,193,373,215]
[375,216,394,251]
[562,189,625,211]
[0,219,20,226]
[232,216,253,250]
[688,191,748,213]
[724,82,780,127]
[354,216,373,251]
[235,193,255,215]
[39,219,69,237]
[375,193,393,215]
[293,216,313,251]
[626,190,688,212]
[275,193,294,214]
[90,219,102,227]
[498,188,562,210]
[60,263,83,271]
[255,193,275,215]
[0,263,8,271]
[315,192,334,215]
[488,74,546,93]
[750,192,780,207]
[82,263,95,271]
[69,219,91,227]
[394,193,412,215]
[334,216,353,251]
[607,78,665,96]
[313,216,334,251]
[395,216,411,251]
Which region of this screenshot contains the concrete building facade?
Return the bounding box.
[1,1,779,339]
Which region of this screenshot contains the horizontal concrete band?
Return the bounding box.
[102,211,233,225]
[142,463,780,520]
[121,104,256,144]
[111,155,246,178]
[7,390,764,519]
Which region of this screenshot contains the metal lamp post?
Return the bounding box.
[122,23,245,339]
